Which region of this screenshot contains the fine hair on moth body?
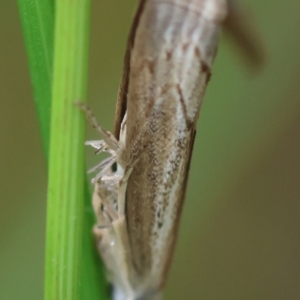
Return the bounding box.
[78,0,263,299]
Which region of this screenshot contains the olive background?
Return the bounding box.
[1,1,300,299]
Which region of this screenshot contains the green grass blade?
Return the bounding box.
[44,0,106,299]
[17,0,54,158]
[18,0,110,298]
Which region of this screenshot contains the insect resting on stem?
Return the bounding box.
[77,0,264,299]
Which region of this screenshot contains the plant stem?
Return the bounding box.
[18,0,108,298]
[45,1,91,299]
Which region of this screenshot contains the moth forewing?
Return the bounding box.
[80,0,264,299]
[123,0,227,292]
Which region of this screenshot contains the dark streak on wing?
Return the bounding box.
[176,84,190,128]
[159,128,197,289]
[113,0,148,139]
[201,60,212,83]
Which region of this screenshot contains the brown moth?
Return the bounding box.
[78,0,263,299]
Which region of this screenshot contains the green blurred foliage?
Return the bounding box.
[1,1,300,299]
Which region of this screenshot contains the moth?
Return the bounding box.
[78,0,263,299]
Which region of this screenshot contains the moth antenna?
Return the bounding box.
[223,0,266,69]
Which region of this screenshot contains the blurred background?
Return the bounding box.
[1,0,300,299]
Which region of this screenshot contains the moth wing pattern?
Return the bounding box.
[80,0,264,299]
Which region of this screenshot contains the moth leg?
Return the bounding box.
[85,139,112,155]
[93,151,139,220]
[76,102,128,168]
[92,179,119,232]
[92,177,136,299]
[89,154,118,184]
[76,102,119,150]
